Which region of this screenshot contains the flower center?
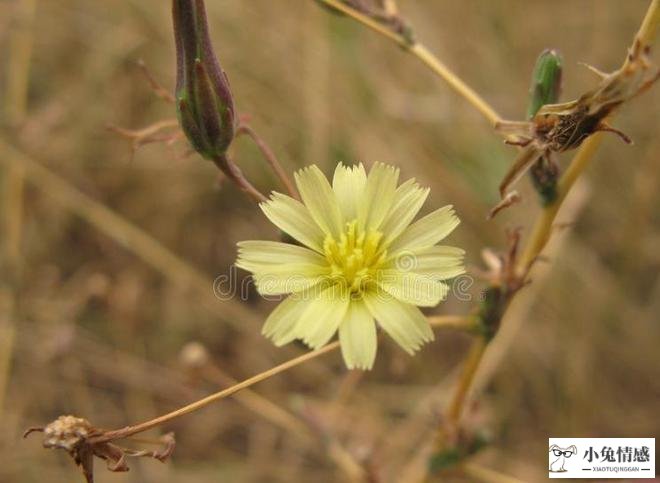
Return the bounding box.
[323,220,387,294]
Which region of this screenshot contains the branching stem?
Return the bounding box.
[432,0,660,470]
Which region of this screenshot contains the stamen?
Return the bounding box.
[323,219,386,294]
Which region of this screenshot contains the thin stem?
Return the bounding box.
[409,44,501,126]
[199,362,365,481]
[517,133,603,271]
[201,363,309,438]
[636,0,660,46]
[315,0,501,126]
[213,153,268,203]
[237,124,298,199]
[0,0,37,416]
[428,315,479,332]
[443,336,487,425]
[91,342,340,444]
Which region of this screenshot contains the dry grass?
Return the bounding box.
[1,1,659,482]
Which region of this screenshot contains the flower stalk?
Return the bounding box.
[89,342,340,444]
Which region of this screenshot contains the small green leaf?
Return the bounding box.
[428,448,462,473]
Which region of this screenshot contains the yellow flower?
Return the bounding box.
[236,163,464,370]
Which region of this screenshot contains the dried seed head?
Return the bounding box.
[25,415,175,483]
[495,42,658,204]
[41,415,93,451]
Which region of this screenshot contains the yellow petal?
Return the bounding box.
[338,299,377,370]
[387,245,465,280]
[380,179,430,245]
[358,163,399,231]
[237,241,329,296]
[236,240,327,273]
[294,165,344,239]
[295,284,350,349]
[388,205,460,252]
[333,163,367,221]
[254,274,327,296]
[260,193,325,252]
[363,292,434,355]
[262,295,312,346]
[376,270,449,307]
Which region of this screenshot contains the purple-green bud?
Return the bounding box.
[173,0,236,159]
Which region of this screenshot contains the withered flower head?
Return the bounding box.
[25,415,175,483]
[37,415,93,451]
[173,0,236,159]
[495,40,659,202]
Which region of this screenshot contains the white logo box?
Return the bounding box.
[549,438,655,479]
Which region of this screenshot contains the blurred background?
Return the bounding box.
[1,0,658,481]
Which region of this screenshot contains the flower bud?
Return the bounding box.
[527,49,563,204]
[173,0,236,159]
[527,49,563,119]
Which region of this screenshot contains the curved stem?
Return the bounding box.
[90,342,340,444]
[212,153,268,203]
[237,124,298,199]
[315,0,501,126]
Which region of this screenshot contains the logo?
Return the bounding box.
[549,444,577,473]
[548,438,655,479]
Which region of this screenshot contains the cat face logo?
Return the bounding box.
[549,444,577,473]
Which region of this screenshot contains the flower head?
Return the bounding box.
[237,163,464,369]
